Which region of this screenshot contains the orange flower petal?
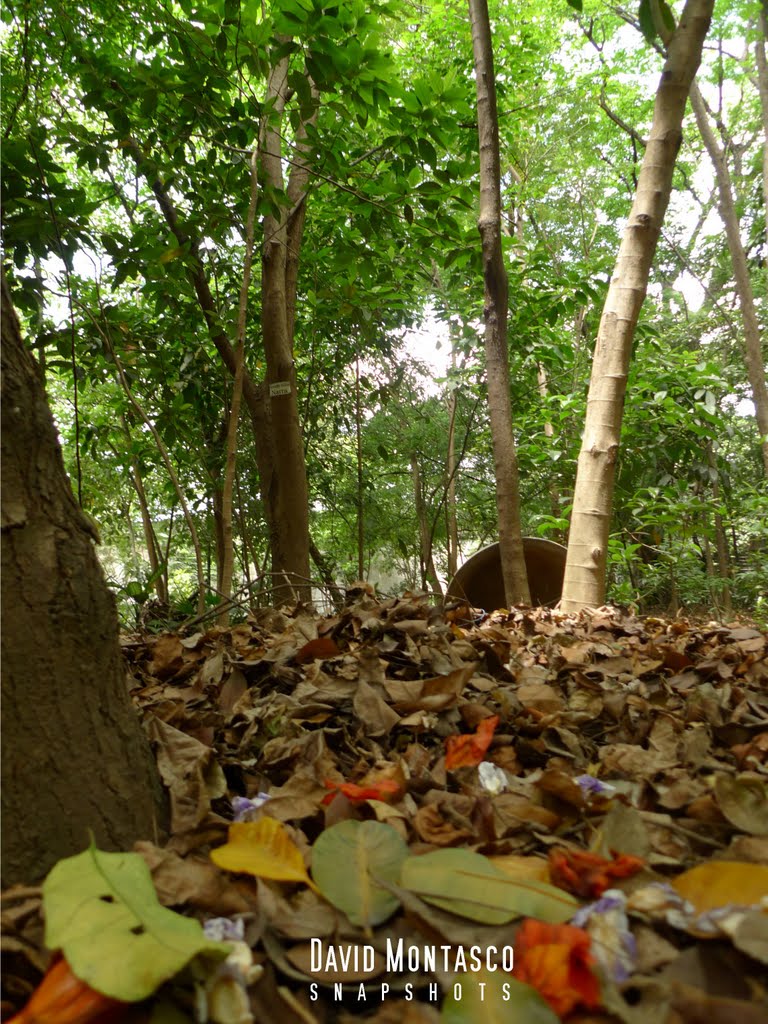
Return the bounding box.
[548,847,645,898]
[8,957,127,1024]
[514,919,601,1018]
[321,779,401,806]
[445,715,500,769]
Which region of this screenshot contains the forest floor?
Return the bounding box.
[3,593,768,1023]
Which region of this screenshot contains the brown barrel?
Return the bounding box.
[446,538,567,609]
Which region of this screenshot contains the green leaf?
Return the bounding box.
[659,0,676,33]
[400,849,578,924]
[43,844,230,1001]
[442,972,559,1024]
[311,820,408,929]
[638,0,656,42]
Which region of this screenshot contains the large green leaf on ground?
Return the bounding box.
[401,848,578,924]
[43,843,230,1001]
[311,820,408,928]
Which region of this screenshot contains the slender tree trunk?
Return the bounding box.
[706,442,732,616]
[106,341,206,616]
[234,473,254,597]
[536,363,563,530]
[755,3,768,252]
[468,0,530,605]
[124,141,281,603]
[411,454,443,596]
[445,342,460,580]
[689,83,768,476]
[258,58,317,603]
[211,483,226,593]
[355,354,365,580]
[1,275,167,885]
[123,429,168,604]
[560,0,713,611]
[309,538,345,610]
[219,146,260,625]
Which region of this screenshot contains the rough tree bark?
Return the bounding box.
[689,82,768,477]
[560,0,714,611]
[1,275,167,885]
[468,0,530,606]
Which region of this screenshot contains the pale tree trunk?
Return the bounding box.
[689,83,768,477]
[258,57,317,603]
[411,454,443,596]
[536,364,563,529]
[755,3,768,251]
[1,275,167,884]
[468,0,530,605]
[560,0,713,612]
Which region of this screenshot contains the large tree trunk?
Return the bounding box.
[689,82,768,477]
[1,275,167,885]
[560,0,713,611]
[468,0,530,606]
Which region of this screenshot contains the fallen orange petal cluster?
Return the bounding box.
[8,956,128,1024]
[321,778,401,805]
[548,847,645,898]
[513,918,601,1018]
[445,715,499,769]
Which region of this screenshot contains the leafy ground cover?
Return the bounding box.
[3,593,767,1022]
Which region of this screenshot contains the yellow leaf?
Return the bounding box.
[158,246,184,264]
[487,854,551,885]
[211,819,319,892]
[671,861,768,914]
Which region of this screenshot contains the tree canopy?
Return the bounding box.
[2,0,766,621]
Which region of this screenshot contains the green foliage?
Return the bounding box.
[2,0,764,618]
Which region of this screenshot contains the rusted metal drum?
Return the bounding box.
[446,538,567,609]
